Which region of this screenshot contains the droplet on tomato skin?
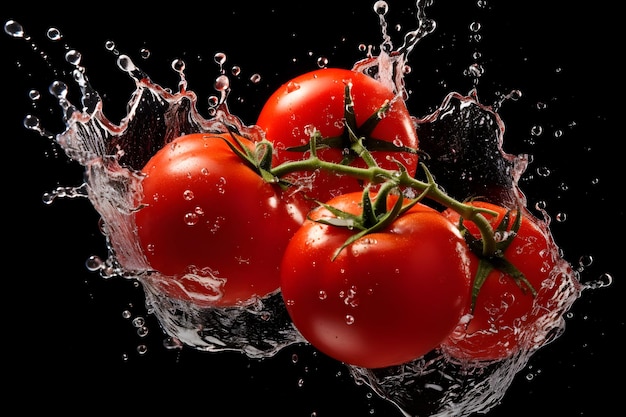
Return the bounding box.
[183,189,195,200]
[345,315,355,325]
[184,212,199,226]
[318,290,328,300]
[286,81,301,93]
[393,138,405,148]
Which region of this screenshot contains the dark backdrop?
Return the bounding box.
[2,1,621,415]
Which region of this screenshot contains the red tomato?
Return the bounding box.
[280,192,471,369]
[134,132,307,307]
[440,201,570,362]
[256,68,419,206]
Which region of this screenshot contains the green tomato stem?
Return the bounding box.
[271,154,498,257]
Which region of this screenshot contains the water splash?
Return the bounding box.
[4,1,588,415]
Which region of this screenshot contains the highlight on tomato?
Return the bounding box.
[280,189,472,369]
[440,200,573,362]
[256,67,419,206]
[133,131,308,307]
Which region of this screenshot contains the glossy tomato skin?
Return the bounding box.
[134,132,307,307]
[256,68,419,206]
[280,192,471,369]
[440,201,569,362]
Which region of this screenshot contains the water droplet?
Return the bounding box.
[46,27,62,41]
[4,20,25,38]
[85,255,103,271]
[536,166,550,177]
[28,89,40,100]
[555,212,567,222]
[214,52,227,66]
[183,189,195,200]
[23,114,40,130]
[48,80,68,99]
[373,1,389,15]
[184,212,199,226]
[163,336,184,350]
[117,54,137,73]
[345,315,355,325]
[214,74,230,92]
[65,50,82,66]
[467,63,484,78]
[316,56,329,68]
[534,200,547,211]
[171,58,186,73]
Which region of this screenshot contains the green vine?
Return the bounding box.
[214,84,536,310]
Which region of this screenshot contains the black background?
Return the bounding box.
[2,1,622,416]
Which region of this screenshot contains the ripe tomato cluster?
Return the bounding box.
[133,67,567,368]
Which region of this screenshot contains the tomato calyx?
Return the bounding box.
[313,182,427,260]
[456,206,538,312]
[212,125,296,189]
[284,81,420,164]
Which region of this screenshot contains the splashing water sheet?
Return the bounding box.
[2,1,621,416]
